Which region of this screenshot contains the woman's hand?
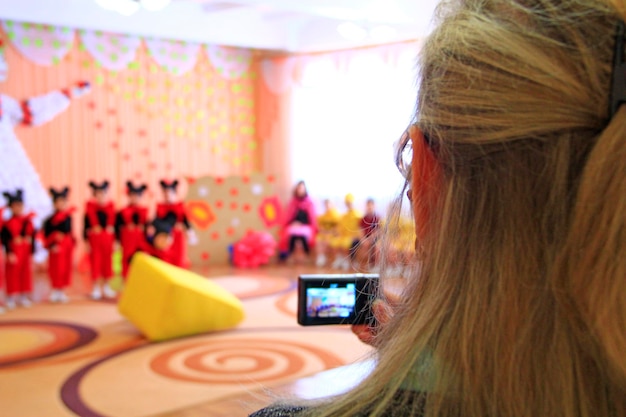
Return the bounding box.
[351,290,400,346]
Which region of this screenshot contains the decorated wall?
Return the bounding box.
[185,173,282,266]
[0,20,258,228]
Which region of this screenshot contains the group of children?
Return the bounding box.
[0,179,195,313]
[281,181,383,270]
[315,194,381,270]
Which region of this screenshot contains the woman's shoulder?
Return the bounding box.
[248,404,308,417]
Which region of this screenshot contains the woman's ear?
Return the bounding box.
[410,125,442,244]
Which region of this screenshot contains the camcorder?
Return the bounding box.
[297,273,379,326]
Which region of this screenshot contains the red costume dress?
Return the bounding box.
[116,204,148,278]
[43,209,75,290]
[0,214,36,295]
[84,201,115,281]
[155,202,190,268]
[0,208,4,287]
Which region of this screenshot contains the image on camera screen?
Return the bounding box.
[306,283,356,319]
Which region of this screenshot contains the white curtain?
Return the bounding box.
[289,44,420,215]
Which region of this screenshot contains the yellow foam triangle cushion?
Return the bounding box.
[118,252,245,342]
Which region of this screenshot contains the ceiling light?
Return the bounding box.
[95,0,171,15]
[337,22,367,42]
[140,0,171,12]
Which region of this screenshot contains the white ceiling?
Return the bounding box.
[0,0,438,53]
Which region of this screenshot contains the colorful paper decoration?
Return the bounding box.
[80,30,141,71]
[259,196,282,228]
[260,57,297,95]
[186,200,216,230]
[145,38,200,76]
[206,45,252,80]
[2,21,74,66]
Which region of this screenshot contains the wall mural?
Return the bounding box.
[185,174,281,265]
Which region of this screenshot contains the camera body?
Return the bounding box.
[297,273,379,326]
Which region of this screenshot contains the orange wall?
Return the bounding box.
[0,30,258,213]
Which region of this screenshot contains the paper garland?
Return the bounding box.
[145,38,200,76]
[81,30,141,71]
[205,45,252,80]
[1,21,74,66]
[1,20,253,79]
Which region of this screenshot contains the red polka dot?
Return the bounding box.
[230,202,238,210]
[116,127,124,135]
[138,129,147,137]
[201,252,210,260]
[242,203,251,212]
[226,227,235,236]
[267,175,275,183]
[111,141,118,149]
[87,101,96,110]
[95,121,103,129]
[187,177,196,184]
[216,200,223,209]
[135,171,142,179]
[229,188,238,196]
[242,176,250,183]
[107,108,117,116]
[141,148,150,156]
[159,141,168,148]
[149,162,157,170]
[211,232,220,240]
[123,153,131,161]
[215,177,224,185]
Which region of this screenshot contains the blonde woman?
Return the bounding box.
[252,0,626,416]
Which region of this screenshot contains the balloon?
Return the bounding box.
[232,230,277,268]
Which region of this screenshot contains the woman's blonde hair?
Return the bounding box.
[304,0,626,416]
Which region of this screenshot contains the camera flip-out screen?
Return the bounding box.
[297,274,379,326]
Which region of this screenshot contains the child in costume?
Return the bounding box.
[1,189,36,309]
[155,180,197,268]
[115,181,148,279]
[142,219,176,265]
[281,181,317,264]
[84,181,116,300]
[329,193,362,270]
[43,187,75,303]
[314,199,340,267]
[0,207,4,314]
[352,198,381,270]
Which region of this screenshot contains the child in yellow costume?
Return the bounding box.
[314,199,340,267]
[330,194,362,270]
